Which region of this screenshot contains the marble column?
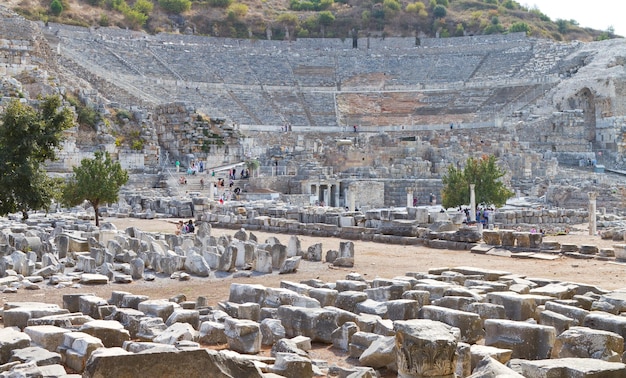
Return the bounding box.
[589,192,597,236]
[406,188,414,208]
[348,186,356,211]
[470,184,476,222]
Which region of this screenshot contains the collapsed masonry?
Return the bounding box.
[2,221,626,377]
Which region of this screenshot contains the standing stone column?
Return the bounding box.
[470,184,476,223]
[589,192,597,236]
[208,181,214,201]
[348,186,356,212]
[406,188,414,208]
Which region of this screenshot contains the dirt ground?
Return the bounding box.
[8,217,625,309]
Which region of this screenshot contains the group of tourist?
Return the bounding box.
[175,219,195,235]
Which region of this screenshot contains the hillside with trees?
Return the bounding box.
[7,0,619,42]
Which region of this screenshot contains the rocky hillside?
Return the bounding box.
[7,0,617,42]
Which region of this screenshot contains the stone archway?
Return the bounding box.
[568,87,596,143]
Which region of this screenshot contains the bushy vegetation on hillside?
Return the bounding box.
[14,0,619,42]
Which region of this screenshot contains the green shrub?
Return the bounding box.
[158,0,192,13]
[50,0,63,15]
[509,21,530,34]
[208,0,233,7]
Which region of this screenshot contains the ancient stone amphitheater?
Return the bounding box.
[6,6,626,378]
[4,5,626,209]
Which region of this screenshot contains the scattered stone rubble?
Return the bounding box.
[2,265,626,377]
[1,218,626,377]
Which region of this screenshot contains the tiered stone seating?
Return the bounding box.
[47,22,584,127]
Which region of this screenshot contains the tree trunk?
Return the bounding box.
[92,201,100,227]
[22,209,29,220]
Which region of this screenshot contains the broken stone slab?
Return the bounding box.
[555,326,624,362]
[269,352,313,378]
[58,331,104,373]
[518,358,626,377]
[137,300,179,321]
[584,312,626,341]
[136,317,167,342]
[153,322,198,345]
[484,319,556,360]
[2,303,69,329]
[106,308,145,339]
[0,327,31,364]
[331,322,358,351]
[393,319,459,378]
[279,256,301,274]
[79,296,109,320]
[80,273,109,285]
[470,344,513,372]
[358,335,396,370]
[79,320,131,348]
[83,348,264,378]
[260,318,286,346]
[468,356,524,378]
[9,345,61,366]
[228,283,266,304]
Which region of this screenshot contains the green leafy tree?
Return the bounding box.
[62,151,129,227]
[50,0,63,15]
[158,0,191,14]
[433,5,447,19]
[0,96,74,219]
[441,155,514,209]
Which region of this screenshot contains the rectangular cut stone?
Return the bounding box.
[24,325,72,352]
[485,319,556,360]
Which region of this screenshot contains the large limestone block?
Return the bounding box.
[199,321,227,345]
[420,305,484,344]
[484,319,556,360]
[224,318,262,354]
[554,326,624,362]
[83,348,264,378]
[385,299,419,321]
[308,288,338,307]
[24,325,71,352]
[335,291,368,313]
[79,320,131,348]
[0,327,31,364]
[136,317,167,341]
[481,230,501,246]
[79,296,108,320]
[228,283,267,304]
[277,306,338,343]
[107,308,145,339]
[486,291,539,321]
[518,358,626,377]
[394,319,459,378]
[584,312,626,340]
[544,301,589,325]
